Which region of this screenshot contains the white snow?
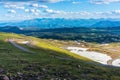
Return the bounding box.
[19,41,29,44]
[67,47,88,52]
[67,47,112,65]
[100,44,109,46]
[112,59,120,67]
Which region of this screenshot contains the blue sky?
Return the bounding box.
[0,0,120,21]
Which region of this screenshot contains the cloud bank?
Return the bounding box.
[0,0,63,3]
[91,0,120,4]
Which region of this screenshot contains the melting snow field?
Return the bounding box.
[67,47,120,67]
[112,59,120,67]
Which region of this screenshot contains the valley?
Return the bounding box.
[1,26,120,43]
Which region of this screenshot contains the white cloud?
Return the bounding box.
[4,4,25,9]
[91,0,120,4]
[8,9,16,13]
[112,10,120,14]
[96,10,120,15]
[0,0,64,3]
[36,0,63,3]
[30,9,40,13]
[31,3,48,8]
[25,8,41,15]
[17,6,25,9]
[45,9,54,13]
[43,9,93,18]
[44,9,61,14]
[79,11,91,15]
[25,9,30,12]
[72,1,81,4]
[43,9,120,18]
[39,5,48,9]
[3,9,120,21]
[34,12,39,16]
[32,3,39,7]
[31,9,36,13]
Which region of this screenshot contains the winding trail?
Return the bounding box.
[9,39,33,53]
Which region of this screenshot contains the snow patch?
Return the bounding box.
[67,47,88,52]
[112,59,120,67]
[18,41,29,44]
[67,47,112,65]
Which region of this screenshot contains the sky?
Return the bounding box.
[0,0,120,21]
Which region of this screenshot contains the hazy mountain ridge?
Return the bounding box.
[91,21,120,27]
[1,18,120,28]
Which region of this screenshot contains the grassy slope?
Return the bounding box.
[0,32,120,80]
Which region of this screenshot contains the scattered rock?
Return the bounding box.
[42,68,46,72]
[77,65,81,69]
[9,76,14,80]
[0,68,4,74]
[17,72,23,77]
[3,75,9,80]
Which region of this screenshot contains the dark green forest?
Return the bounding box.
[0,26,120,43]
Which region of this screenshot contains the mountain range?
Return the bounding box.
[0,18,120,28]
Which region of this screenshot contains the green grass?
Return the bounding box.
[0,32,120,80]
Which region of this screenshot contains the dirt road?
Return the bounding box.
[9,39,33,53]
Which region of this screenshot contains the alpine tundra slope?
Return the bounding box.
[0,33,120,80]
